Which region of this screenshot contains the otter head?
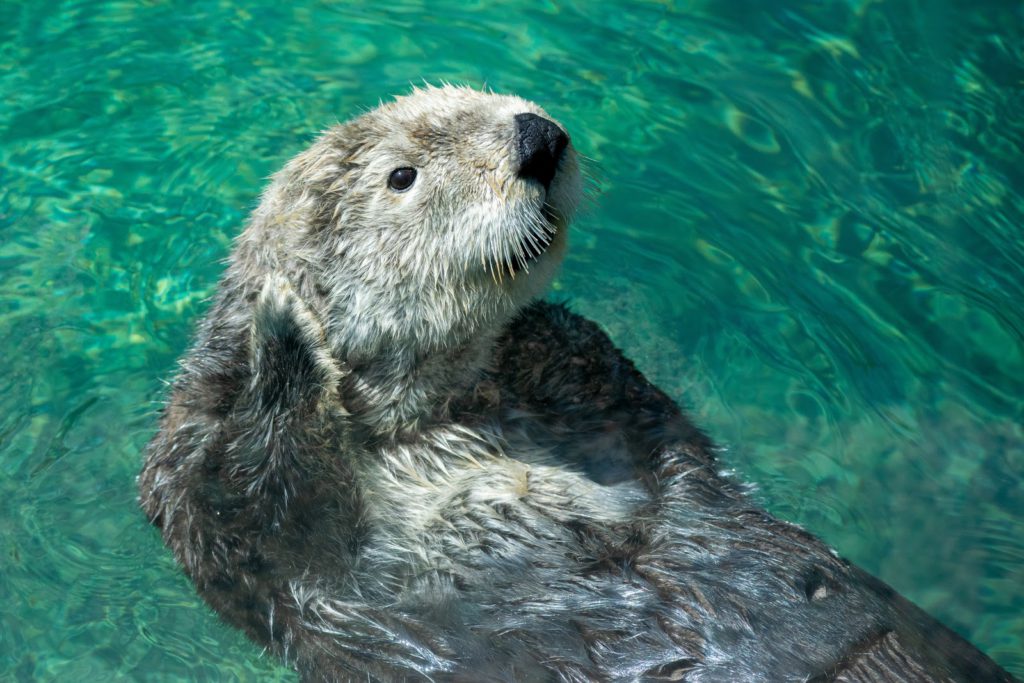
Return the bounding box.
[235,86,582,430]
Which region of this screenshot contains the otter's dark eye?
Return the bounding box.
[388,167,416,192]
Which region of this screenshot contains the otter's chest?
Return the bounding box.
[358,420,650,575]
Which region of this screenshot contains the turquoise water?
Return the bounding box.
[1,0,1022,679]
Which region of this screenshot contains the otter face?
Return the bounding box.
[256,86,583,361]
[347,86,579,288]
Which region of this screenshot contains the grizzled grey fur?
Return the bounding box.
[139,86,1015,682]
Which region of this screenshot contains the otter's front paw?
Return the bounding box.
[249,274,348,413]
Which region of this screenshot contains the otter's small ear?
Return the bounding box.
[249,274,349,414]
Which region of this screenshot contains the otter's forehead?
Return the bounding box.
[363,86,553,156]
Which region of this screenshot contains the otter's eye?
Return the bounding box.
[388,167,417,192]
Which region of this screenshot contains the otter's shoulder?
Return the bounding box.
[496,300,650,404]
[494,301,714,462]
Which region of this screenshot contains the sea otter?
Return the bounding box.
[138,86,1016,682]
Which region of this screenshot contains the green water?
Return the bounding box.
[1,0,1021,679]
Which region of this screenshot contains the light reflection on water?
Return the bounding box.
[0,0,1021,678]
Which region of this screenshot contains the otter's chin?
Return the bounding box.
[496,216,568,304]
[510,209,562,273]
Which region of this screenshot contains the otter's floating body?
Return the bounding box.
[139,87,1015,682]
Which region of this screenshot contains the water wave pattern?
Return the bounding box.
[0,0,1021,679]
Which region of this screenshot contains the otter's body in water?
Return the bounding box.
[139,86,1014,682]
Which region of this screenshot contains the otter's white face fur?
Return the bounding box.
[231,86,582,430]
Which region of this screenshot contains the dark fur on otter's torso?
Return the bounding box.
[140,294,1013,682]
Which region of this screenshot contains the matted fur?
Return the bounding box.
[139,86,1015,682]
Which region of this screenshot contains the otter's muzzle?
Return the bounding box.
[515,113,569,190]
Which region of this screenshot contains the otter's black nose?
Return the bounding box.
[515,113,569,189]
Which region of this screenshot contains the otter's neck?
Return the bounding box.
[338,328,503,436]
